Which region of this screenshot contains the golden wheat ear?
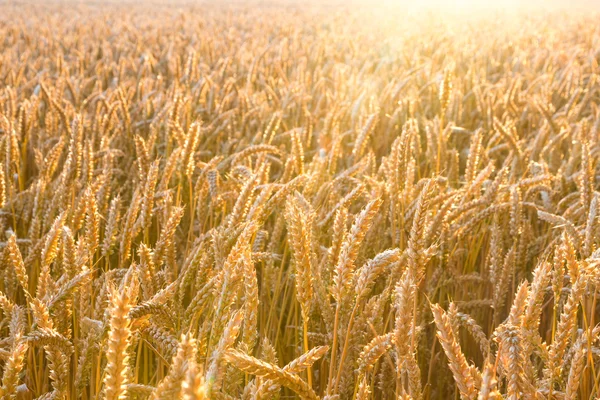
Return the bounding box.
[103,276,138,400]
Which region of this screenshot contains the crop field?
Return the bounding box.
[0,2,600,399]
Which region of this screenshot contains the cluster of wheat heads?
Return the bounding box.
[1,2,600,399]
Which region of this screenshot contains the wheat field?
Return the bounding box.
[1,2,600,399]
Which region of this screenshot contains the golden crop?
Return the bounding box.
[1,3,600,399]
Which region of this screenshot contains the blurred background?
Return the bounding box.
[5,0,600,8]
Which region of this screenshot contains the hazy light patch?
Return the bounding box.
[368,0,598,12]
